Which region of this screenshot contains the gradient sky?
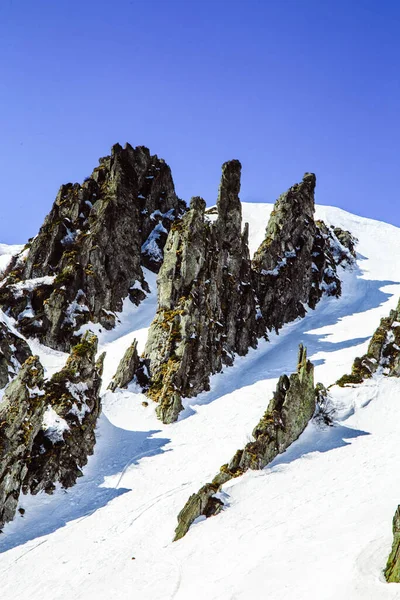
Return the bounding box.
[0,0,399,243]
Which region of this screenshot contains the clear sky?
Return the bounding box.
[1,0,399,243]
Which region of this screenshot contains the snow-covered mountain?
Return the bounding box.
[1,201,400,600]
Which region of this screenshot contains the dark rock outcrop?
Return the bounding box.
[0,143,185,351]
[108,339,140,392]
[143,161,257,423]
[0,316,32,390]
[336,298,400,387]
[23,332,104,494]
[174,345,316,540]
[385,506,400,582]
[0,356,45,529]
[143,167,355,424]
[252,174,356,331]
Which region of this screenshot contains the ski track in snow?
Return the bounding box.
[1,204,400,599]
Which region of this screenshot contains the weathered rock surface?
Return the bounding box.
[174,345,316,540]
[143,166,355,424]
[385,506,400,582]
[336,297,400,387]
[108,339,140,392]
[143,161,258,423]
[23,331,104,494]
[0,356,45,529]
[0,143,185,351]
[0,315,32,390]
[252,174,356,331]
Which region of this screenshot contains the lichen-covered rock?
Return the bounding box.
[0,356,45,529]
[174,482,223,542]
[252,174,317,330]
[336,297,400,387]
[252,175,355,331]
[143,166,356,424]
[174,345,315,540]
[0,143,186,351]
[23,331,104,494]
[144,161,257,423]
[0,314,32,390]
[385,506,400,582]
[108,339,140,392]
[236,345,315,470]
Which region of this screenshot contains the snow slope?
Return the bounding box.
[1,204,400,599]
[0,242,23,276]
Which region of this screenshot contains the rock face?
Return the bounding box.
[174,345,316,541]
[252,174,355,331]
[23,332,104,494]
[143,167,355,424]
[0,315,32,390]
[385,506,400,582]
[0,356,45,529]
[143,161,257,423]
[0,143,185,351]
[108,339,140,392]
[0,331,104,527]
[336,298,400,387]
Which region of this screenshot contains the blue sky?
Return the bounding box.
[1,0,399,243]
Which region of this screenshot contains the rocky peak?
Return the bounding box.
[0,143,186,351]
[215,159,242,244]
[143,160,257,423]
[133,165,356,423]
[252,173,355,332]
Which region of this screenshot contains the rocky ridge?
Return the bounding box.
[174,345,316,540]
[143,161,258,423]
[0,143,359,534]
[140,167,356,423]
[0,355,44,529]
[23,331,104,495]
[336,297,400,387]
[0,143,185,351]
[0,313,32,390]
[252,174,356,330]
[0,330,104,528]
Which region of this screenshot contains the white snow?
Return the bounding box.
[1,204,400,599]
[42,406,69,443]
[0,242,23,276]
[10,275,56,298]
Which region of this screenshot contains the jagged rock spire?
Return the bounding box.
[0,143,186,351]
[252,173,353,332]
[143,160,257,423]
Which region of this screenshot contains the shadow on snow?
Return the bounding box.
[180,269,399,419]
[268,421,370,471]
[0,415,170,554]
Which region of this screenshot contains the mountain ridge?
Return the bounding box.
[0,146,400,598]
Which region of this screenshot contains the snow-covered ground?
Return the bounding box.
[1,204,400,599]
[0,242,23,276]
